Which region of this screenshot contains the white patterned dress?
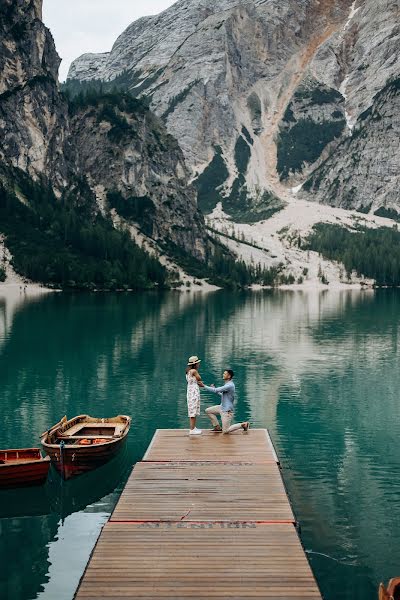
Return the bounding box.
[186,371,201,417]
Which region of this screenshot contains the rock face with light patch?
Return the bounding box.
[305,0,400,212]
[302,79,400,214]
[310,0,399,131]
[68,0,399,217]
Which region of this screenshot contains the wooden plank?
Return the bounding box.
[111,461,294,523]
[75,523,321,599]
[143,429,277,463]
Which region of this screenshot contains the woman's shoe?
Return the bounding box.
[189,427,202,435]
[211,425,222,432]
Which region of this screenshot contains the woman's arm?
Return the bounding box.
[191,369,205,387]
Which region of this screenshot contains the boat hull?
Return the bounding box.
[0,451,50,489]
[379,578,400,600]
[43,435,127,480]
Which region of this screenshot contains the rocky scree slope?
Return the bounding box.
[68,0,399,219]
[0,0,208,288]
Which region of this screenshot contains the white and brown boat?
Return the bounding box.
[379,578,400,600]
[0,448,50,488]
[41,415,131,480]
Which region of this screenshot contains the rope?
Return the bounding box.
[305,549,357,566]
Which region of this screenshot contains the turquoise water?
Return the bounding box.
[1,288,400,599]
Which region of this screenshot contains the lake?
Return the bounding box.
[1,287,400,600]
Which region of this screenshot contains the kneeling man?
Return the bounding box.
[202,369,249,434]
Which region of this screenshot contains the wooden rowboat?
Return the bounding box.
[379,578,400,600]
[41,414,131,480]
[0,448,50,488]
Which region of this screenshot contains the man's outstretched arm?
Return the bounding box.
[203,383,232,394]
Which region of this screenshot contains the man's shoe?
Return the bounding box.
[189,427,202,435]
[242,422,250,432]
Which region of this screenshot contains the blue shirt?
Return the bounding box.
[203,381,235,412]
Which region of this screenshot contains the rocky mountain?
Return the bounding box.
[0,0,208,286]
[68,0,399,219]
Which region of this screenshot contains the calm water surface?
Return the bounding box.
[1,288,400,600]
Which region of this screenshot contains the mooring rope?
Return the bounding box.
[305,549,356,566]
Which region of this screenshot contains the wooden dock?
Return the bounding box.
[75,429,322,599]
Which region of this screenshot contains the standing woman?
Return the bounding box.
[186,355,204,435]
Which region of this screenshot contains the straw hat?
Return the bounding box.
[187,355,201,366]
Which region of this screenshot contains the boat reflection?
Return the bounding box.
[0,447,130,520]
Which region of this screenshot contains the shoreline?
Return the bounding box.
[0,281,382,295]
[0,282,56,295]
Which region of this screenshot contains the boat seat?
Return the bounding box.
[62,435,115,440]
[61,423,87,436]
[59,423,117,438]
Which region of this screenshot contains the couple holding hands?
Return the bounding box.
[185,355,250,436]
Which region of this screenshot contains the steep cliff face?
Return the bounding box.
[68,0,399,217]
[0,0,69,188]
[68,94,205,256]
[310,0,399,131]
[302,0,400,210]
[302,78,400,212]
[0,0,208,267]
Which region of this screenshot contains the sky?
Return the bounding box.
[42,0,176,81]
